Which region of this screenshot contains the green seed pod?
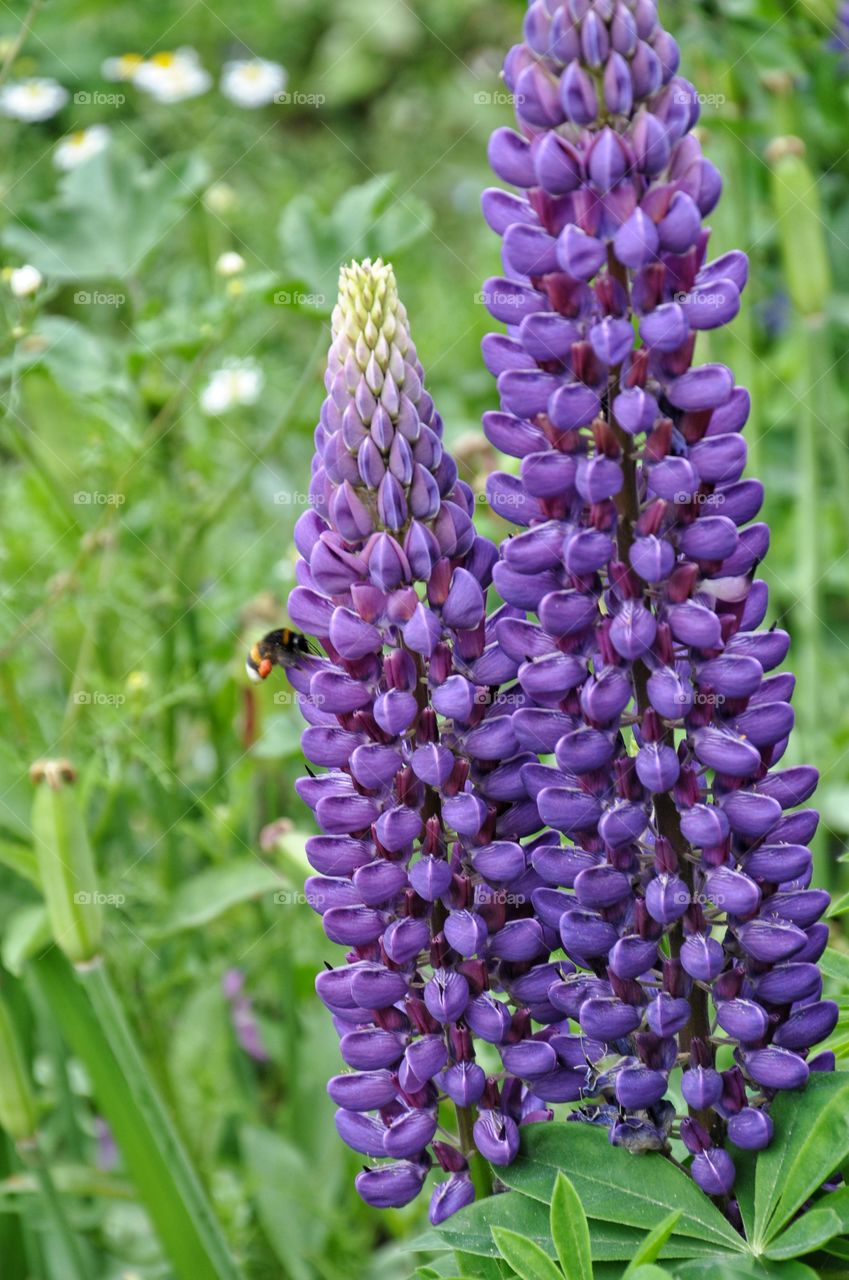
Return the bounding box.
[0,993,36,1142]
[766,136,832,319]
[30,761,102,966]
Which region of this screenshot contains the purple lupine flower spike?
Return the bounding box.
[286,259,561,1218]
[479,0,830,1211]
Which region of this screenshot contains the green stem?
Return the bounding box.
[18,1139,88,1280]
[31,950,242,1280]
[798,318,827,886]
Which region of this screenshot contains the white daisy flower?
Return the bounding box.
[0,78,68,122]
[101,53,144,82]
[8,265,43,296]
[220,58,286,109]
[215,251,246,277]
[200,362,264,415]
[53,125,110,171]
[134,49,212,104]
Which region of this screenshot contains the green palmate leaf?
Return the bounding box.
[627,1268,674,1280]
[623,1212,683,1275]
[821,947,849,986]
[491,1228,563,1280]
[498,1123,744,1254]
[550,1172,592,1280]
[454,1252,511,1279]
[420,1191,556,1259]
[673,1258,820,1280]
[827,890,849,920]
[765,1187,849,1259]
[3,148,203,281]
[149,860,285,935]
[422,1190,654,1263]
[753,1072,849,1249]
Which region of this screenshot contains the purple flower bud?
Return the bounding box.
[439,1062,486,1106]
[472,1110,520,1166]
[383,1108,438,1158]
[715,998,769,1044]
[691,1148,736,1196]
[616,1065,668,1109]
[580,997,643,1040]
[742,1047,809,1091]
[727,1108,773,1151]
[424,970,470,1024]
[773,1001,838,1051]
[429,1174,475,1225]
[681,934,723,982]
[328,1070,398,1112]
[355,1161,427,1208]
[465,994,512,1044]
[682,1067,723,1110]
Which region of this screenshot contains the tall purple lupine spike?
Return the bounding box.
[286,259,568,1221]
[480,0,833,1203]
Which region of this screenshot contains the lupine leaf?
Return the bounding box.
[821,947,849,985]
[491,1228,563,1280]
[753,1073,849,1248]
[418,1192,556,1259]
[672,1259,820,1280]
[550,1172,592,1280]
[764,1187,849,1259]
[623,1212,682,1275]
[498,1124,744,1252]
[420,1190,671,1262]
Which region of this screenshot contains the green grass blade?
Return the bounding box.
[31,948,241,1280]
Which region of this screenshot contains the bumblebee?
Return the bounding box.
[246,628,315,682]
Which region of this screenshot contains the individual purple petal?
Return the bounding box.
[472,1111,520,1166]
[355,1161,427,1208]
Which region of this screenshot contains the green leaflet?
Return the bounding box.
[623,1213,683,1275]
[550,1173,592,1280]
[491,1228,563,1280]
[498,1124,743,1253]
[753,1073,849,1250]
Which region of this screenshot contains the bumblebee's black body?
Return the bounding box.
[246,628,314,681]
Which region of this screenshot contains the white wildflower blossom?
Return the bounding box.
[220,58,286,108]
[215,251,246,277]
[101,53,144,82]
[53,125,110,171]
[134,49,212,104]
[0,78,68,122]
[8,265,43,296]
[200,362,264,415]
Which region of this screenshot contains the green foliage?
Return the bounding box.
[0,0,847,1277]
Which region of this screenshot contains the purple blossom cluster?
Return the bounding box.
[289,260,562,1222]
[277,0,836,1226]
[476,0,835,1198]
